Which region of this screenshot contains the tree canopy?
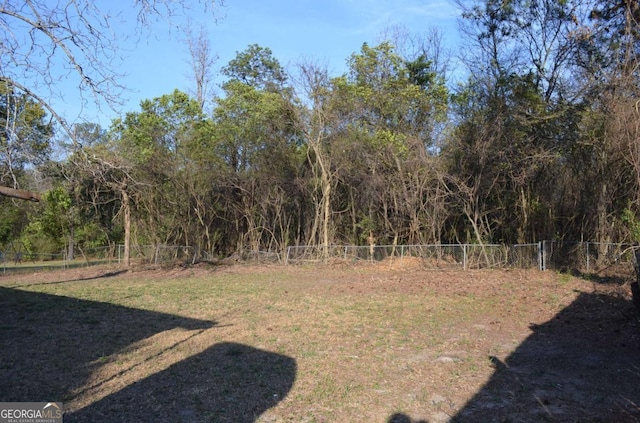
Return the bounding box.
[2,0,640,265]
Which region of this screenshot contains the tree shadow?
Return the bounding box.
[387,412,428,423]
[8,269,131,288]
[0,287,296,422]
[568,265,632,286]
[67,342,297,422]
[451,290,640,422]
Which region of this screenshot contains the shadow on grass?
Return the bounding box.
[387,413,428,423]
[453,290,640,422]
[7,269,131,288]
[390,290,640,422]
[1,259,116,276]
[565,266,632,286]
[68,342,297,423]
[0,287,296,422]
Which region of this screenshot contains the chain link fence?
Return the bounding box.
[285,243,543,270]
[1,241,636,274]
[0,244,199,274]
[115,245,199,266]
[1,251,66,274]
[0,244,284,274]
[283,241,633,272]
[541,241,634,273]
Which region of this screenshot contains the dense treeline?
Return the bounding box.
[2,0,640,262]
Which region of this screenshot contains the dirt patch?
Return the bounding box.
[0,264,639,422]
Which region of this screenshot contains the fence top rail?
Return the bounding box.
[288,243,511,249]
[0,252,65,257]
[543,241,636,246]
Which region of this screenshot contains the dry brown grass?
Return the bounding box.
[1,264,639,422]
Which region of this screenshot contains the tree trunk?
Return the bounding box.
[0,186,41,202]
[321,174,331,260]
[122,189,131,267]
[68,221,75,261]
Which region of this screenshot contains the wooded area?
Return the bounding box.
[2,0,640,263]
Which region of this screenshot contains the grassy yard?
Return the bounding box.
[0,264,639,422]
[1,257,116,275]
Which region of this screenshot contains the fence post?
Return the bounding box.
[284,246,290,265]
[538,242,543,271]
[541,240,546,271]
[586,242,590,273]
[463,244,467,270]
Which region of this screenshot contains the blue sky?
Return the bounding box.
[62,0,462,126]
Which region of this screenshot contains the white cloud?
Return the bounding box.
[405,2,460,19]
[337,0,460,44]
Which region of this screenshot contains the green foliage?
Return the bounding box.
[622,207,640,243]
[0,83,53,183]
[213,79,299,175]
[113,89,206,165]
[0,199,24,246]
[11,9,640,257]
[20,220,60,255]
[39,186,73,246]
[343,41,449,150]
[221,44,287,92]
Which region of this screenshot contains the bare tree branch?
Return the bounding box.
[0,185,41,201]
[185,24,218,112]
[0,0,223,140]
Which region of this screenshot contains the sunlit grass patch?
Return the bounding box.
[0,265,632,422]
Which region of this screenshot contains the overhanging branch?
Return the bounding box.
[0,185,41,201]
